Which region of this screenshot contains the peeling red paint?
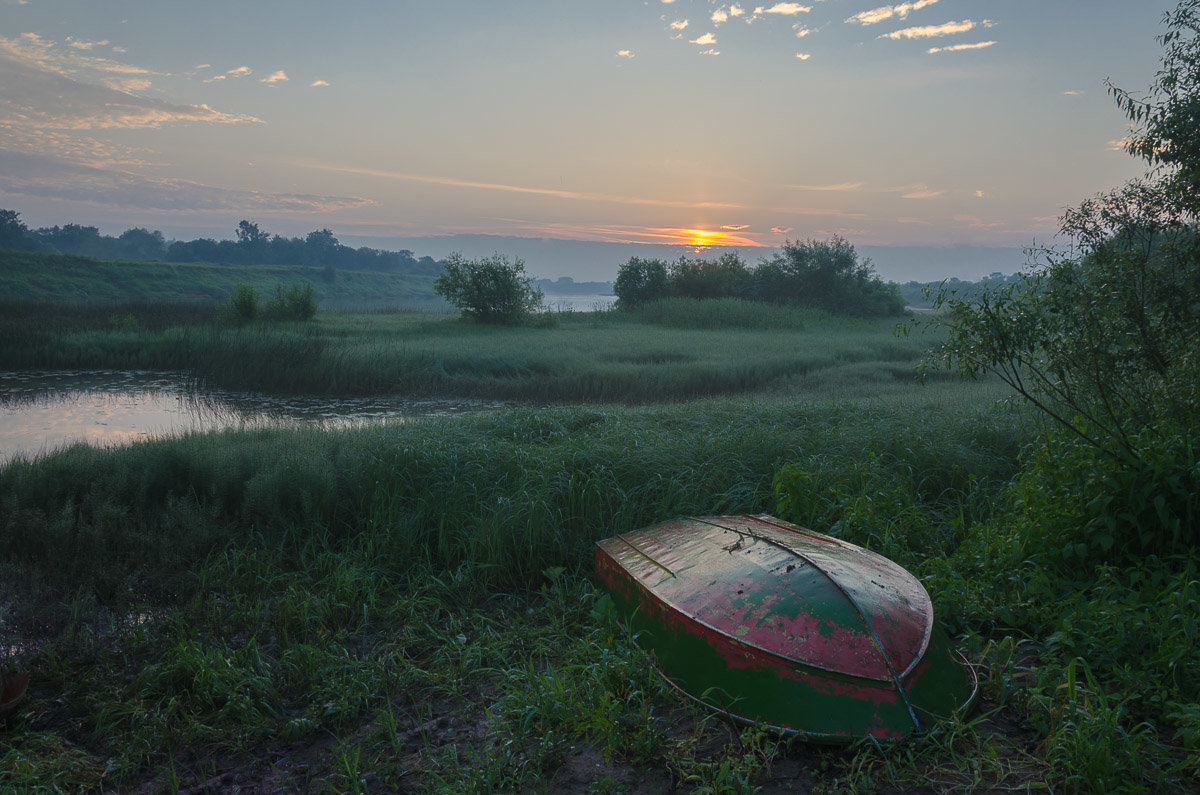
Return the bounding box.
[595,515,977,739]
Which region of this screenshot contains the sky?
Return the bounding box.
[0,0,1182,260]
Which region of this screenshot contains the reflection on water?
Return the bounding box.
[541,294,615,312]
[0,370,503,464]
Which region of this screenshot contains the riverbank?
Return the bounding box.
[1,304,1196,791]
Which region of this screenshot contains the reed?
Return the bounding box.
[1,304,1196,791]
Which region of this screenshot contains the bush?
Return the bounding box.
[613,257,670,309]
[230,282,259,321]
[266,283,318,321]
[433,253,543,324]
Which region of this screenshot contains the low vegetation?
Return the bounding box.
[613,238,905,318]
[1,4,1198,791]
[0,248,447,311]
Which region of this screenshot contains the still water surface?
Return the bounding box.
[0,371,503,464]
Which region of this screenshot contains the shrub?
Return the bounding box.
[433,253,543,324]
[266,282,318,321]
[230,282,259,321]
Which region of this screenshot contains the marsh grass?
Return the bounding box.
[1,304,1197,791]
[0,301,931,401]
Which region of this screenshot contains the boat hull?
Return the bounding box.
[594,515,976,740]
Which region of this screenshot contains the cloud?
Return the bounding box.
[1062,89,1082,95]
[900,188,945,199]
[306,163,748,211]
[786,181,864,191]
[690,32,717,45]
[722,224,750,230]
[261,70,288,84]
[310,79,330,87]
[762,3,810,15]
[195,63,211,70]
[794,25,812,37]
[975,190,985,198]
[712,9,728,24]
[880,20,986,40]
[616,49,635,58]
[927,40,996,54]
[795,52,811,60]
[669,19,689,31]
[846,1,938,26]
[66,38,110,51]
[226,65,252,76]
[0,149,374,214]
[699,48,721,56]
[0,42,263,131]
[771,226,793,235]
[729,5,746,17]
[0,32,155,92]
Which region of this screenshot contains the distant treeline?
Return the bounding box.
[896,272,1024,308]
[614,237,907,318]
[0,209,443,275]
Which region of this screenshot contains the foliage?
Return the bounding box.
[612,256,670,309]
[266,282,318,321]
[433,253,544,324]
[613,238,904,318]
[230,282,260,321]
[756,237,906,317]
[928,0,1200,563]
[670,251,753,300]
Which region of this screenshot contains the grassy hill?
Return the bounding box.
[0,249,447,311]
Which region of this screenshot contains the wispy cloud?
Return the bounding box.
[795,52,811,60]
[900,188,945,199]
[616,49,635,58]
[712,9,729,24]
[786,181,864,191]
[226,65,252,76]
[846,1,938,26]
[690,32,717,45]
[310,79,330,87]
[1062,89,1082,95]
[0,37,262,131]
[880,19,988,40]
[722,224,750,230]
[306,163,747,211]
[771,226,793,235]
[927,40,995,54]
[261,70,288,84]
[65,38,110,51]
[0,150,374,213]
[699,48,721,56]
[0,32,155,92]
[498,220,763,247]
[761,3,811,15]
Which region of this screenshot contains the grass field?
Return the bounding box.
[1,300,1197,792]
[0,249,447,311]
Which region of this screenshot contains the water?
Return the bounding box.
[541,293,615,312]
[0,371,503,464]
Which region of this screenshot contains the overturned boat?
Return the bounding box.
[594,514,976,740]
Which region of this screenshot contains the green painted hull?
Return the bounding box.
[595,515,976,740]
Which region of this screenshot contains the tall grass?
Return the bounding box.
[0,301,932,400]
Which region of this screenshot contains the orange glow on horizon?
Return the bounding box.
[672,228,760,247]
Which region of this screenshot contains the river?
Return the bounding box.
[0,370,503,465]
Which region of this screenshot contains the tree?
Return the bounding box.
[932,1,1200,561]
[235,220,269,247]
[433,253,544,324]
[756,237,904,316]
[613,256,670,309]
[116,227,166,261]
[0,209,30,250]
[669,252,752,300]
